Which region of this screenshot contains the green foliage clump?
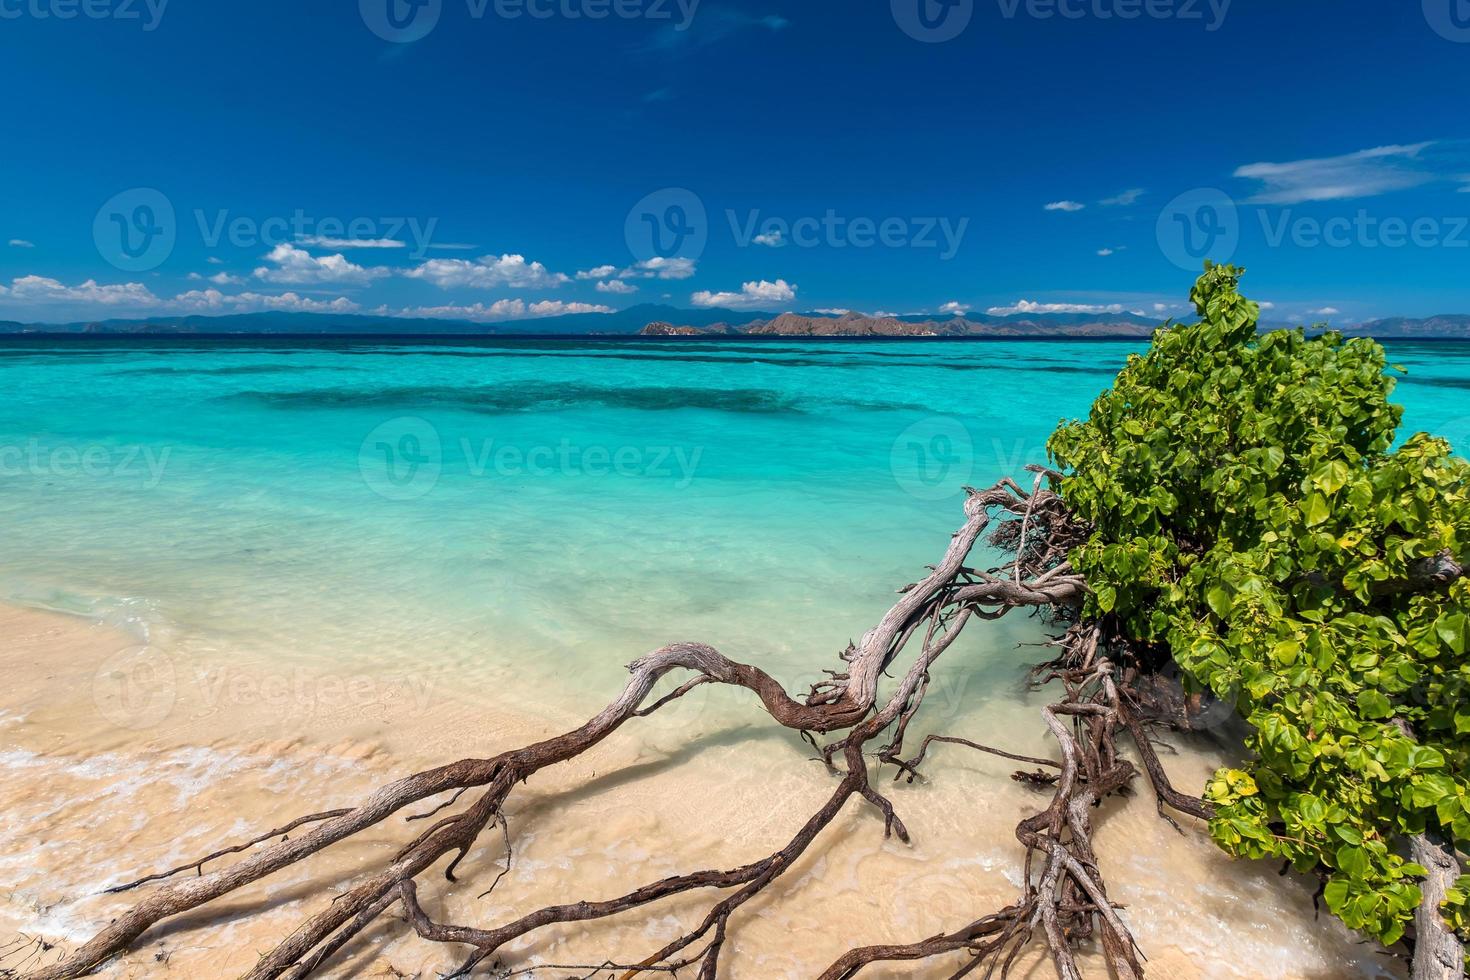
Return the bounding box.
[1047,263,1470,950]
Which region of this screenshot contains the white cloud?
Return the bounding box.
[1234,143,1437,204]
[296,236,405,249]
[404,253,569,290]
[595,279,637,294]
[627,256,696,280]
[579,258,698,282]
[173,289,360,314]
[389,299,529,321]
[254,243,389,285]
[1097,248,1115,257]
[527,300,613,316]
[8,239,34,248]
[4,275,158,306]
[1100,188,1145,207]
[1309,307,1341,316]
[939,301,969,315]
[1044,201,1085,212]
[753,229,784,246]
[987,299,1129,316]
[814,308,850,315]
[189,271,245,286]
[0,274,366,316]
[206,256,224,265]
[1259,301,1276,309]
[691,279,796,309]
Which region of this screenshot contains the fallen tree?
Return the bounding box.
[8,265,1468,979]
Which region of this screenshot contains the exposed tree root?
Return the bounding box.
[15,476,1221,980]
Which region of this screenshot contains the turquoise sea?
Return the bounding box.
[2,335,1470,720]
[4,335,1467,977]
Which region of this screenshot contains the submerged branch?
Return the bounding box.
[18,480,1212,980]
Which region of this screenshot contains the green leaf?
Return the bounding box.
[1324,879,1351,915]
[1312,460,1351,496]
[1302,493,1332,527]
[1436,613,1467,656]
[1358,690,1393,720]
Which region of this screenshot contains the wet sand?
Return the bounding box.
[0,603,1400,979]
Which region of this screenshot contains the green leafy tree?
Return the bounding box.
[1048,263,1470,956]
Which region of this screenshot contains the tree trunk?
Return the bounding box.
[1412,832,1465,980]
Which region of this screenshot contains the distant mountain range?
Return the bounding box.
[649,311,1470,339]
[3,305,1470,339]
[642,310,1160,338]
[0,304,751,337]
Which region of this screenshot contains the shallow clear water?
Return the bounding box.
[4,335,1466,977]
[1,335,1468,717]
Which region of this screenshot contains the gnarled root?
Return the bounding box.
[17,477,1209,980]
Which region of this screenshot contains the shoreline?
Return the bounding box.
[0,601,1401,978]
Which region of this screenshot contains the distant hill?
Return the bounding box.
[645,311,1470,340]
[1349,315,1470,338]
[0,303,777,336]
[642,310,1158,338]
[3,307,1470,339]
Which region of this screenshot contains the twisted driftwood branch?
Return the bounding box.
[16,478,1213,980]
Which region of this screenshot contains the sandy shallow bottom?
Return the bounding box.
[0,604,1402,980]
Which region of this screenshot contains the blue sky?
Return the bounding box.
[1,0,1469,325]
